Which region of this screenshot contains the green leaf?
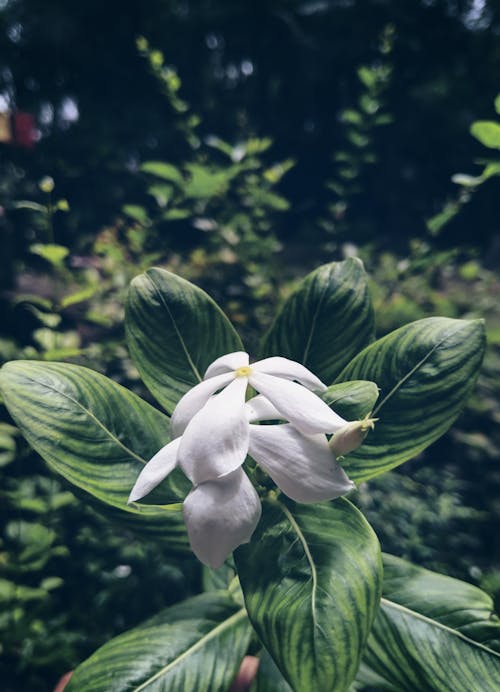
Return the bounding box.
[470,120,500,149]
[322,380,379,420]
[140,160,184,185]
[125,268,243,413]
[122,204,151,225]
[254,649,293,692]
[235,498,382,692]
[60,286,98,309]
[66,592,251,692]
[338,317,486,482]
[495,94,500,115]
[0,361,189,543]
[362,554,500,691]
[184,163,237,199]
[0,422,18,467]
[260,259,375,384]
[162,208,191,220]
[29,243,69,267]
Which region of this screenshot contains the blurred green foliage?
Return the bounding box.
[1,1,500,688]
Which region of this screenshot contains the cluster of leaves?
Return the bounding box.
[1,261,499,690]
[321,25,394,241]
[427,93,500,236]
[358,242,500,596]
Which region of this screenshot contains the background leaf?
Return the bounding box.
[235,498,382,692]
[0,361,189,543]
[362,554,500,691]
[66,592,251,692]
[260,259,375,384]
[470,120,500,149]
[126,268,243,413]
[338,317,486,481]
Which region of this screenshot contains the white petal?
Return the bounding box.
[252,356,327,391]
[128,437,181,503]
[171,372,235,438]
[183,468,261,568]
[249,372,348,434]
[204,351,249,379]
[245,395,283,422]
[177,377,249,484]
[248,424,354,503]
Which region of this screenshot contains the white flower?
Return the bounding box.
[129,352,355,568]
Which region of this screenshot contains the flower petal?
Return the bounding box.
[177,377,249,484]
[252,356,327,391]
[245,395,283,422]
[248,424,354,503]
[249,371,348,434]
[128,437,181,503]
[204,351,249,379]
[183,468,261,568]
[171,371,235,438]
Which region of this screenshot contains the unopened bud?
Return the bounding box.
[329,416,377,457]
[39,176,54,193]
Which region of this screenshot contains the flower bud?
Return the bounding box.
[39,176,54,193]
[329,416,377,457]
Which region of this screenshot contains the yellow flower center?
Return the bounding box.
[235,365,252,378]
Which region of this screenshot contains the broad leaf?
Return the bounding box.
[322,380,379,420]
[235,498,382,692]
[260,259,375,383]
[362,554,500,691]
[126,268,243,413]
[0,361,189,543]
[253,649,293,692]
[338,317,486,481]
[66,592,251,692]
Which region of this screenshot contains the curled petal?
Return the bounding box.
[171,372,235,438]
[249,372,348,434]
[245,395,283,422]
[128,437,181,503]
[178,377,249,484]
[204,351,249,379]
[252,356,327,392]
[183,468,261,568]
[248,424,354,503]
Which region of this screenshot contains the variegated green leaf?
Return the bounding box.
[0,361,189,543]
[125,268,243,413]
[66,592,251,692]
[260,259,375,383]
[338,317,486,482]
[254,649,293,692]
[322,380,379,420]
[362,554,500,691]
[235,498,382,692]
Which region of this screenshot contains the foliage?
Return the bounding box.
[1,4,500,688]
[427,93,500,237]
[1,262,498,691]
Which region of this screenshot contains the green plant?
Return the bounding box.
[1,260,498,691]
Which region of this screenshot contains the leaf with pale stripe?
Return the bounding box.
[125,268,243,413]
[260,259,375,383]
[235,498,382,692]
[66,592,251,692]
[361,554,500,691]
[338,317,486,482]
[0,361,189,543]
[322,380,379,421]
